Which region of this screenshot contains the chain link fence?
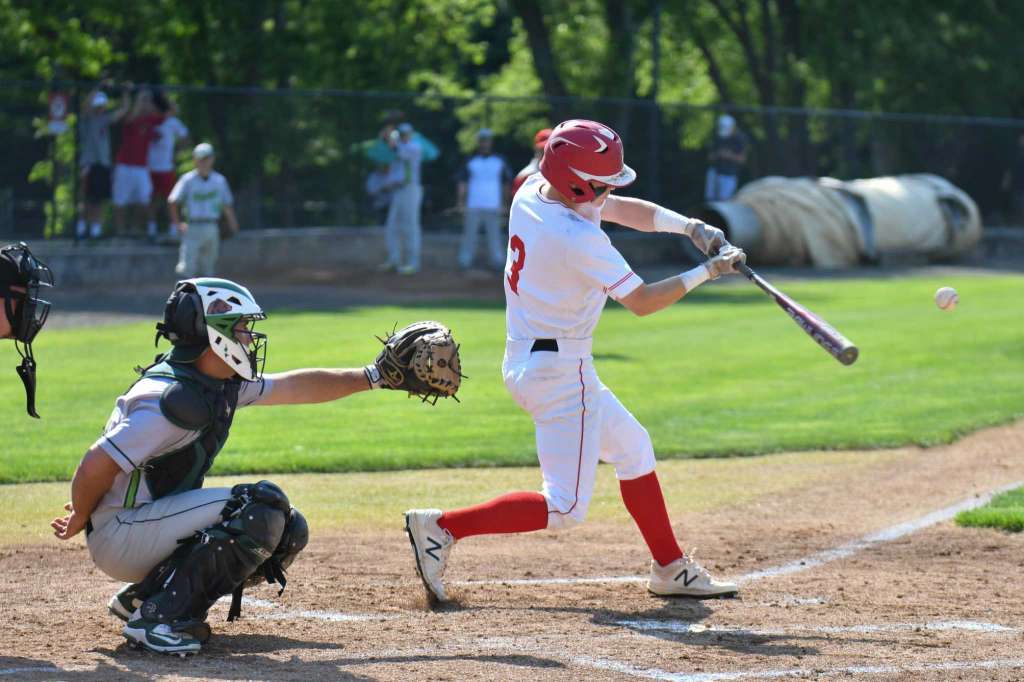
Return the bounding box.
[2,80,1023,241]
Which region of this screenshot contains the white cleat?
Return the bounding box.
[404,509,454,603]
[648,551,739,599]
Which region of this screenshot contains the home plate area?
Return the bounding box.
[4,427,1024,681]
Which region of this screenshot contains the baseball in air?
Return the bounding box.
[934,286,958,311]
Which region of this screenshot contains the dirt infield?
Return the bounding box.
[3,421,1024,681]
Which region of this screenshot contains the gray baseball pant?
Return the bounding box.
[87,487,232,583]
[385,184,423,269]
[459,208,505,269]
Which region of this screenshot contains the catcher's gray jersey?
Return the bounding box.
[93,375,273,517]
[87,375,273,582]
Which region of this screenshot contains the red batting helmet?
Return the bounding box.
[539,119,636,203]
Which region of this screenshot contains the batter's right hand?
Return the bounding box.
[704,245,746,280]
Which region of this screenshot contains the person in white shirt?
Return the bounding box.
[168,143,238,277]
[380,123,424,275]
[456,128,512,270]
[405,119,746,605]
[147,93,190,239]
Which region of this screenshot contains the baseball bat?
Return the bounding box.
[734,262,859,366]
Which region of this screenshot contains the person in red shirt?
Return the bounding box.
[510,127,551,197]
[112,88,164,237]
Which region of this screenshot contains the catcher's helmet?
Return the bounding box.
[0,242,54,418]
[539,119,636,203]
[157,278,267,381]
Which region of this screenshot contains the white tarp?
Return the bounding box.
[726,174,982,267]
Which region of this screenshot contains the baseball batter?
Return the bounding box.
[0,242,54,418]
[50,278,455,656]
[406,119,745,603]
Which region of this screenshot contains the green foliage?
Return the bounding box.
[2,274,1022,483]
[956,487,1024,533]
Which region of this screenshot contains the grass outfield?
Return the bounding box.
[1,272,1022,483]
[0,449,898,544]
[956,486,1024,532]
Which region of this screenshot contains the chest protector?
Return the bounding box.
[137,358,241,500]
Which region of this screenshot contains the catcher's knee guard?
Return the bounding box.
[227,506,309,620]
[139,481,291,627]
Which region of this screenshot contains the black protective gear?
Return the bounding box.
[155,281,208,348]
[228,506,309,620]
[0,242,54,418]
[139,481,290,628]
[130,357,241,500]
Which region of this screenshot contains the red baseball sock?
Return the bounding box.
[619,471,684,567]
[438,491,549,540]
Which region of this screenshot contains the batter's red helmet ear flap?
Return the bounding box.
[539,119,636,203]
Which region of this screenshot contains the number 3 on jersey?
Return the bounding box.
[507,235,526,294]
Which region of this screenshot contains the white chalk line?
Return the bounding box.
[453,479,1024,589]
[241,596,393,622]
[573,656,1024,681]
[616,618,1018,637]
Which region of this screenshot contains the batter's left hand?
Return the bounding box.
[685,221,727,255]
[51,502,87,540]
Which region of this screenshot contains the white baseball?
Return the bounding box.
[935,286,958,311]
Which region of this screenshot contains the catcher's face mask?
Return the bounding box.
[0,242,54,418]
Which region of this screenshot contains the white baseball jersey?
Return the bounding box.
[94,375,273,516]
[147,116,189,172]
[169,170,233,222]
[504,174,643,346]
[501,174,656,530]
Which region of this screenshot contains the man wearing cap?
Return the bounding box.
[511,127,551,197]
[76,87,130,240]
[0,242,54,418]
[169,143,239,278]
[705,114,749,202]
[456,129,512,271]
[382,122,424,275]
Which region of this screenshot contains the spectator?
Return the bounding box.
[380,122,423,276]
[365,161,400,225]
[112,87,164,236]
[147,91,190,240]
[1001,133,1024,225]
[76,87,128,240]
[169,143,238,277]
[705,114,749,201]
[511,127,551,197]
[457,129,512,271]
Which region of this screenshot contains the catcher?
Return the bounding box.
[51,277,460,656]
[1,241,54,418]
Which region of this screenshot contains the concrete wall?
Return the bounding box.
[22,223,1012,289]
[26,226,693,287]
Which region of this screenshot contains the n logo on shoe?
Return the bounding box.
[674,569,699,587]
[425,536,444,562]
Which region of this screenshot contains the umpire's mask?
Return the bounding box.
[0,242,54,418]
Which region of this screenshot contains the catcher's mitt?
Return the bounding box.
[371,321,463,403]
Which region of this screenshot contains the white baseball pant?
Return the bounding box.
[175,221,220,277]
[385,183,423,269]
[503,351,656,530]
[459,208,505,269]
[87,487,233,583]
